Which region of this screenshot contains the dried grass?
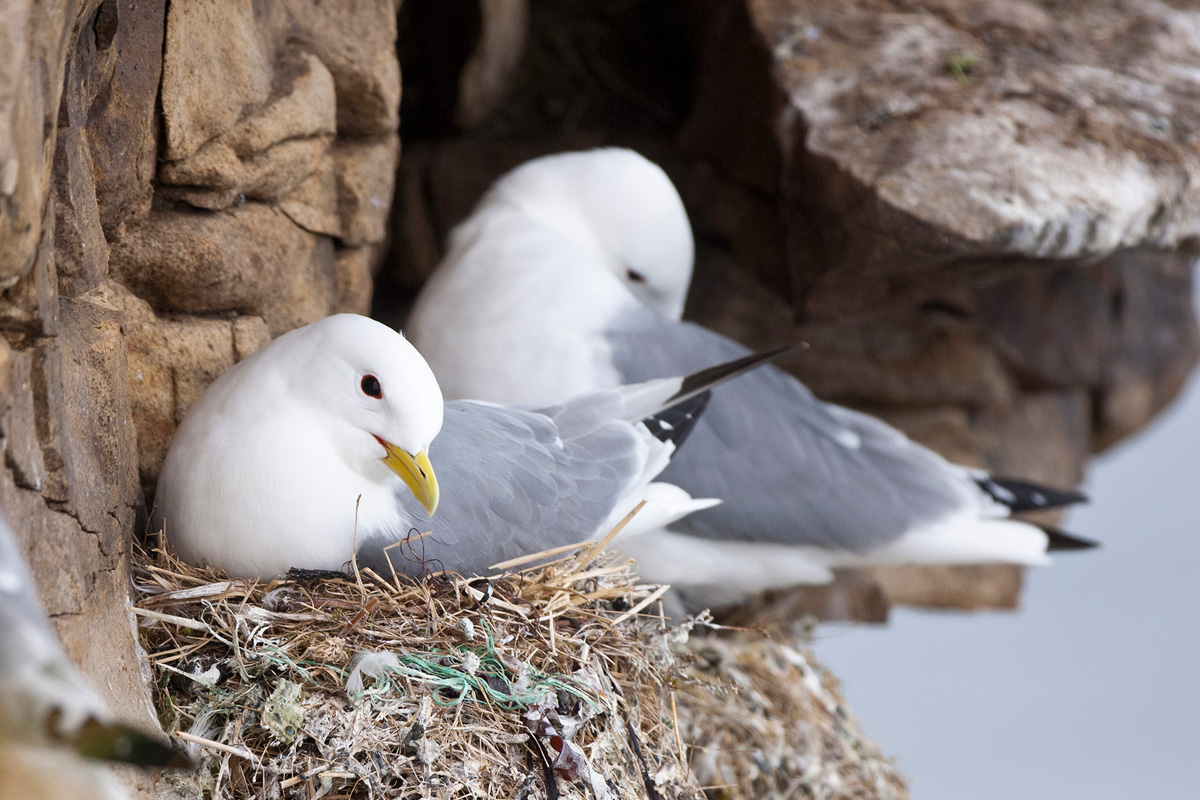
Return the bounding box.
[132,523,907,800]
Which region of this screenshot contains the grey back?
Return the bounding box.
[605,310,981,551]
[357,398,650,577]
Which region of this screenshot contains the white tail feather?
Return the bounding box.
[616,514,1052,608]
[603,482,721,540]
[617,528,836,590]
[827,517,1053,569]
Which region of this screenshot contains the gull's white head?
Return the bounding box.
[490,148,695,320]
[251,314,445,514]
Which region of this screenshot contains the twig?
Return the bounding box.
[611,584,671,626]
[568,501,647,572]
[351,494,365,595]
[670,692,687,766]
[175,731,259,765]
[129,606,210,632]
[279,764,330,790]
[383,530,433,590]
[338,596,380,637]
[623,716,663,800]
[488,540,592,571]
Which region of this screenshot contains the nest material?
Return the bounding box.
[677,636,907,800]
[133,531,907,800]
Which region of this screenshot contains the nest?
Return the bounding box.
[133,524,907,800]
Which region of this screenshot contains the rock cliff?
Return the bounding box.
[0,0,401,764]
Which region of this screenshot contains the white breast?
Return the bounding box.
[154,387,410,578]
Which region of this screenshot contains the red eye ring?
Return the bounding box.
[361,374,382,399]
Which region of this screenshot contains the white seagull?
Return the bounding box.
[406,148,1093,607]
[154,313,780,580]
[0,511,185,799]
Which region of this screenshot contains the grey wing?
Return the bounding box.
[357,400,649,577]
[605,312,986,551]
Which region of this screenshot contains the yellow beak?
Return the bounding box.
[379,441,439,516]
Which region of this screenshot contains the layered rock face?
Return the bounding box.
[383,0,1200,615]
[0,0,401,753]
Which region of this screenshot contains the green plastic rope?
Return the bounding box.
[350,620,605,711]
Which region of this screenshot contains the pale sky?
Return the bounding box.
[814,294,1200,798]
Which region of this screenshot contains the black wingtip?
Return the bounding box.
[667,344,796,408]
[642,390,711,449]
[73,719,195,768]
[976,477,1088,513]
[1043,527,1101,552]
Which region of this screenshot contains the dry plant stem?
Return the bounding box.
[174,731,259,764]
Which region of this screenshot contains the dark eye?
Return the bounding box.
[360,374,382,399]
[625,268,647,284]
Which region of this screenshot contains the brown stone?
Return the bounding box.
[972,391,1091,486]
[233,137,330,203]
[160,0,272,160]
[109,203,337,334]
[278,163,340,236]
[53,127,109,298]
[161,136,332,208]
[0,283,157,739]
[232,314,272,360]
[159,48,338,209]
[27,339,66,505]
[0,340,46,492]
[2,477,157,733]
[721,571,892,627]
[0,2,406,796]
[285,0,402,136]
[228,48,338,156]
[676,166,790,301]
[279,154,341,237]
[161,140,244,190]
[0,0,79,289]
[741,0,1200,280]
[387,149,444,293]
[333,136,400,246]
[333,246,378,316]
[46,290,140,534]
[976,248,1200,451]
[0,197,59,338]
[86,0,167,237]
[870,405,982,468]
[793,315,1020,409]
[865,564,1026,611]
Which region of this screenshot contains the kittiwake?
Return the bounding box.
[406,148,1095,607]
[153,313,781,580]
